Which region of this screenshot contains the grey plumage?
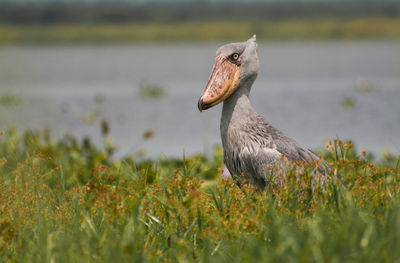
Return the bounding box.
[199,35,328,189]
[221,83,326,188]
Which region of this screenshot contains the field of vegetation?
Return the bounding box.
[1,17,400,44]
[1,2,400,44]
[1,125,400,262]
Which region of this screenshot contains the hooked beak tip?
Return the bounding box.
[198,98,204,112]
[198,97,212,112]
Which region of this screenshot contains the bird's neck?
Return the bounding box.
[221,77,256,132]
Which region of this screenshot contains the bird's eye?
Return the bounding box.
[231,53,239,60]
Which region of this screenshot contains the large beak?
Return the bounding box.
[198,56,241,111]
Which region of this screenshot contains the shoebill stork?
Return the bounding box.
[198,35,328,189]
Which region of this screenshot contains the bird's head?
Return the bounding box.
[198,35,259,111]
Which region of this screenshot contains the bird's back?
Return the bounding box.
[222,110,327,188]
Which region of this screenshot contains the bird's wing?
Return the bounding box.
[242,114,328,176]
[248,113,322,162]
[239,140,329,186]
[274,137,320,162]
[238,145,283,186]
[274,138,330,175]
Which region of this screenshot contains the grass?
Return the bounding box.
[340,96,356,110]
[1,126,400,262]
[0,94,22,107]
[138,81,167,99]
[1,17,400,44]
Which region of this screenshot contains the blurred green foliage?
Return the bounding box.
[0,94,22,107]
[1,17,400,44]
[138,81,166,99]
[340,96,356,110]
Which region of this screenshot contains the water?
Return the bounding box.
[0,40,400,158]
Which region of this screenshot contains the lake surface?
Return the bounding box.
[0,41,399,159]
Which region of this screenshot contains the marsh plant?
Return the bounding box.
[0,127,400,262]
[0,94,22,107]
[340,96,356,110]
[138,81,166,99]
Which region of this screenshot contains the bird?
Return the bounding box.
[197,35,329,189]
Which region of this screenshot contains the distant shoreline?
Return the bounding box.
[1,18,400,44]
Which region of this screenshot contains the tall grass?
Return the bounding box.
[1,127,400,262]
[1,17,400,44]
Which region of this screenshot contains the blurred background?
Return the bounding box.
[0,0,399,159]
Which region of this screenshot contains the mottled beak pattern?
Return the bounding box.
[198,56,241,111]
